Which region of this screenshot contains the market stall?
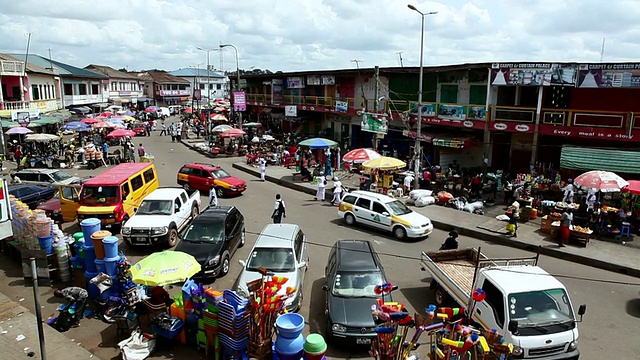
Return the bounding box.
[361,156,407,195]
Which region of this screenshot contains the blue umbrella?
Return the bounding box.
[298,137,338,149]
[108,117,125,124]
[62,121,90,131]
[121,110,135,116]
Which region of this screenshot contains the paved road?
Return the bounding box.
[2,128,639,359]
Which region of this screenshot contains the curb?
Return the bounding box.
[182,140,640,278]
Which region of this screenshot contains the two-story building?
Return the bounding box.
[243,62,640,176]
[10,54,109,109]
[84,65,144,107]
[143,71,190,106]
[0,53,64,117]
[170,68,228,102]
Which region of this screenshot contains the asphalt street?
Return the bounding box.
[1,125,639,359]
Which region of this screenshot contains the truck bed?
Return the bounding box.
[422,248,489,298]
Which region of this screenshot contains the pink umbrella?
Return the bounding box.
[106,129,136,139]
[93,121,117,129]
[80,117,99,124]
[220,128,246,138]
[5,127,33,135]
[100,111,113,117]
[342,148,382,163]
[574,170,629,192]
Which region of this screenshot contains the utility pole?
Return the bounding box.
[350,60,366,110]
[22,32,32,102]
[373,66,380,150]
[396,52,404,67]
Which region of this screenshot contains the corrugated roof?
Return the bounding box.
[145,71,190,84]
[8,54,107,78]
[129,72,155,81]
[0,53,54,75]
[170,68,225,78]
[85,64,139,80]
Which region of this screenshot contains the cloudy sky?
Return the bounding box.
[1,0,639,73]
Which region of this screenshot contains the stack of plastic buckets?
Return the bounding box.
[303,334,328,360]
[103,236,121,294]
[35,212,53,254]
[274,313,305,360]
[80,218,101,299]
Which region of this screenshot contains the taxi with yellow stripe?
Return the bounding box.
[177,162,247,198]
[338,190,433,240]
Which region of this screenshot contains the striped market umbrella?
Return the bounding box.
[574,170,629,192]
[342,148,381,163]
[212,124,233,133]
[298,137,338,149]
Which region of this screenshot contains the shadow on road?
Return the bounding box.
[625,298,640,318]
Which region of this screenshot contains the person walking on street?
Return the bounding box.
[272,194,286,224]
[315,172,327,201]
[209,184,218,208]
[102,141,109,161]
[53,286,89,327]
[562,179,575,204]
[259,157,267,181]
[137,143,145,161]
[331,177,343,205]
[559,208,573,247]
[507,210,518,237]
[160,123,167,136]
[146,123,152,137]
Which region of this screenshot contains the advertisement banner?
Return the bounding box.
[438,104,467,121]
[360,112,388,135]
[539,124,639,141]
[491,63,577,86]
[490,121,534,133]
[335,100,348,113]
[469,106,486,120]
[577,63,640,88]
[194,89,202,101]
[307,75,321,86]
[321,75,335,85]
[285,105,297,117]
[286,77,304,89]
[233,91,246,111]
[272,79,283,105]
[409,103,436,116]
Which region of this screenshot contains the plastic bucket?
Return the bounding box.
[102,236,119,259]
[84,270,99,299]
[530,208,538,220]
[90,230,111,260]
[275,313,305,337]
[37,236,54,254]
[304,333,327,356]
[94,259,106,274]
[73,232,85,242]
[104,256,120,276]
[36,217,52,238]
[82,245,97,273]
[80,218,102,247]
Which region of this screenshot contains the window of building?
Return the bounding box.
[91,84,99,94]
[143,169,155,183]
[63,83,73,95]
[199,84,205,90]
[440,84,458,104]
[31,85,40,100]
[131,175,143,191]
[179,84,187,90]
[78,84,87,95]
[111,82,117,91]
[469,85,487,105]
[216,84,222,90]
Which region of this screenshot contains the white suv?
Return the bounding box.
[338,190,433,240]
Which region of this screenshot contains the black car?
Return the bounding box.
[323,240,391,346]
[175,206,245,278]
[9,184,58,209]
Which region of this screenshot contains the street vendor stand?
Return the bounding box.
[361,156,407,195]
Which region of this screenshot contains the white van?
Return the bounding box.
[157,107,170,118]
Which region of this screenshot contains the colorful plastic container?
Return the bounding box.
[90,230,111,260]
[275,313,305,358]
[82,244,97,273]
[94,259,106,274]
[84,270,99,299]
[103,255,120,276]
[80,218,101,247]
[303,333,328,360]
[73,232,85,242]
[37,235,54,254]
[102,236,119,258]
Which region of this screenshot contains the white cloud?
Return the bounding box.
[0,0,638,73]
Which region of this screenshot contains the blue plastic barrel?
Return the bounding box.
[82,245,97,273]
[103,256,120,276]
[102,236,119,258]
[94,259,106,274]
[84,271,99,299]
[80,218,101,247]
[37,236,54,254]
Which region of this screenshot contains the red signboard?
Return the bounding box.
[539,124,640,142]
[408,115,486,130]
[489,121,535,133]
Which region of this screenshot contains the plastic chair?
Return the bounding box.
[621,222,631,238]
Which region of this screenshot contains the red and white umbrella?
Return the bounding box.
[342,148,382,163]
[80,117,100,124]
[100,111,113,117]
[574,170,629,192]
[106,129,136,139]
[220,128,246,138]
[93,121,117,129]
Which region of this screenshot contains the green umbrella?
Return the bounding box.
[298,137,338,149]
[130,251,202,286]
[1,120,18,129]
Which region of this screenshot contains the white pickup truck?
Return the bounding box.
[421,248,586,360]
[122,188,201,248]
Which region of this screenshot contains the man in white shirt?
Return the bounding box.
[209,185,218,207]
[259,158,267,181]
[403,173,415,194]
[331,177,343,205]
[272,194,286,223]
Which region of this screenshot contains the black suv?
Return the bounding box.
[175,206,245,278]
[323,240,391,346]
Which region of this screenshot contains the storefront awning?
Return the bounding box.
[561,145,640,174]
[432,135,478,149]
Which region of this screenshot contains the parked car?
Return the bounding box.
[132,122,147,136]
[13,169,83,187]
[9,184,58,209]
[177,162,247,197]
[121,187,201,247]
[175,206,245,278]
[338,190,433,240]
[236,224,308,312]
[323,240,391,345]
[36,184,81,223]
[157,107,170,118]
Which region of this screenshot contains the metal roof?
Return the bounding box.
[8,54,107,78]
[85,64,140,80]
[145,71,190,84]
[0,53,55,75]
[83,163,154,186]
[170,68,226,78]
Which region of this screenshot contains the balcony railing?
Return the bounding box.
[0,101,29,110]
[0,60,25,76]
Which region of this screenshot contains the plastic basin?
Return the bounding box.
[275,313,305,337]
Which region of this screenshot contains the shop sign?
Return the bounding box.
[515,124,530,132]
[438,104,466,120]
[491,63,577,86]
[335,101,348,113]
[360,112,388,135]
[233,91,246,111]
[285,105,297,117]
[469,106,486,120]
[286,77,304,89]
[491,121,534,133]
[307,75,321,86]
[463,121,474,128]
[493,123,507,130]
[577,63,640,88]
[409,103,436,116]
[272,81,283,105]
[321,75,335,85]
[539,124,640,142]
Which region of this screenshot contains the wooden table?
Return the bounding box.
[570,230,591,247]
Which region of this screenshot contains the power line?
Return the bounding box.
[240,229,640,287]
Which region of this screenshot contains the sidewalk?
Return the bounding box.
[0,291,99,360]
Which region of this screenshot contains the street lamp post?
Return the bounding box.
[197,47,219,103]
[220,44,241,124]
[408,4,437,190]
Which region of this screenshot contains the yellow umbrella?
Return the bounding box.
[130,251,201,286]
[122,115,136,122]
[362,156,407,170]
